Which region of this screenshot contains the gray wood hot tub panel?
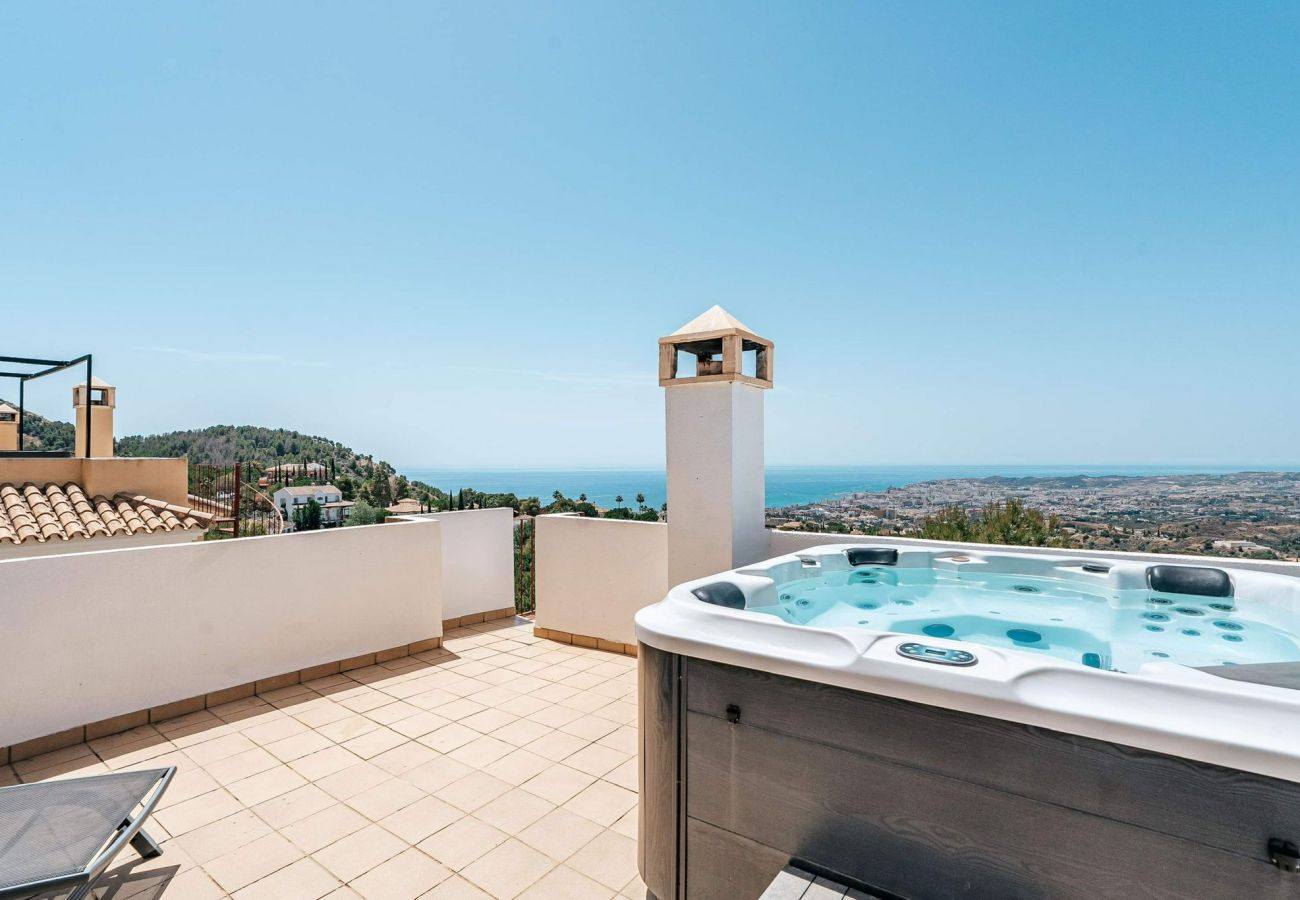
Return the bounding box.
[682,657,1300,900]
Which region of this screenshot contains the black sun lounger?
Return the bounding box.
[0,767,174,900]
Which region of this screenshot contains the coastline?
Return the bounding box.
[398,463,1297,511]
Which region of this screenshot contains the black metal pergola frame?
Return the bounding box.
[0,354,94,457]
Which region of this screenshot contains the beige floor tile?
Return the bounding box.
[430,698,487,721]
[372,742,441,776]
[281,804,370,855]
[618,872,647,900]
[367,701,423,726]
[343,728,409,760]
[266,730,335,763]
[556,716,618,743]
[160,713,230,747]
[563,782,637,828]
[523,732,587,764]
[494,695,549,719]
[260,683,315,704]
[172,809,273,864]
[388,712,452,741]
[100,740,181,771]
[156,789,245,836]
[318,714,382,744]
[609,806,637,841]
[316,762,390,801]
[515,807,603,862]
[206,747,282,785]
[130,867,228,899]
[459,838,554,900]
[323,888,364,899]
[488,719,551,749]
[418,723,480,754]
[13,620,641,900]
[516,865,613,900]
[380,795,463,844]
[350,847,451,900]
[418,875,493,898]
[562,744,627,778]
[519,765,596,806]
[211,697,276,723]
[290,747,360,781]
[161,766,221,806]
[175,732,257,766]
[565,830,637,890]
[416,817,507,871]
[522,706,581,730]
[529,684,581,706]
[557,692,613,715]
[314,823,406,883]
[231,857,341,900]
[405,689,462,712]
[244,716,311,746]
[340,691,395,714]
[346,777,426,821]
[473,789,554,836]
[481,750,552,788]
[594,726,637,757]
[447,736,514,769]
[204,831,303,893]
[401,756,472,794]
[13,743,97,775]
[293,701,355,729]
[303,674,353,692]
[20,755,110,783]
[253,783,336,830]
[459,708,515,735]
[602,758,637,793]
[228,765,309,807]
[88,723,163,754]
[438,771,511,813]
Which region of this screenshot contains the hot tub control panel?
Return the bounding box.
[897,642,978,666]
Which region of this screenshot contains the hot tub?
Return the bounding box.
[635,544,1300,900]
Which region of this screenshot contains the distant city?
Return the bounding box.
[769,470,1300,561]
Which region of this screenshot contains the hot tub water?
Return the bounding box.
[757,567,1300,672]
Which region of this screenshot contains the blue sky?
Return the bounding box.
[2,2,1297,468]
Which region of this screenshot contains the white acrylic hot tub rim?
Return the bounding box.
[634,543,1300,784]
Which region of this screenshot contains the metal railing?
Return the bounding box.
[188,462,284,538]
[514,517,535,614]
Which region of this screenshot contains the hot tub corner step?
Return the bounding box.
[758,863,887,900]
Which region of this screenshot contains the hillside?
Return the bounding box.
[115,425,375,472]
[0,400,75,451]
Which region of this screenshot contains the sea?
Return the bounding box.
[397,464,1292,511]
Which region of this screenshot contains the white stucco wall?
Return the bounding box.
[0,519,443,747]
[769,529,1300,578]
[404,507,516,619]
[535,514,668,645]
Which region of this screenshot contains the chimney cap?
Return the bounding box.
[659,306,773,388]
[668,305,758,338]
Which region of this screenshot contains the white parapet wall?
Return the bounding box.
[769,529,1300,578]
[0,518,443,749]
[401,507,517,622]
[535,514,668,646]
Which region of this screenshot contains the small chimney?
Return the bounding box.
[0,402,17,452]
[661,306,773,584]
[73,377,116,458]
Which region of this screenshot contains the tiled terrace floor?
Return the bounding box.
[0,619,646,900]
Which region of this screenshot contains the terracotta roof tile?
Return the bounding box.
[0,482,215,547]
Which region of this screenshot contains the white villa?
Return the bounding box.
[272,483,354,528]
